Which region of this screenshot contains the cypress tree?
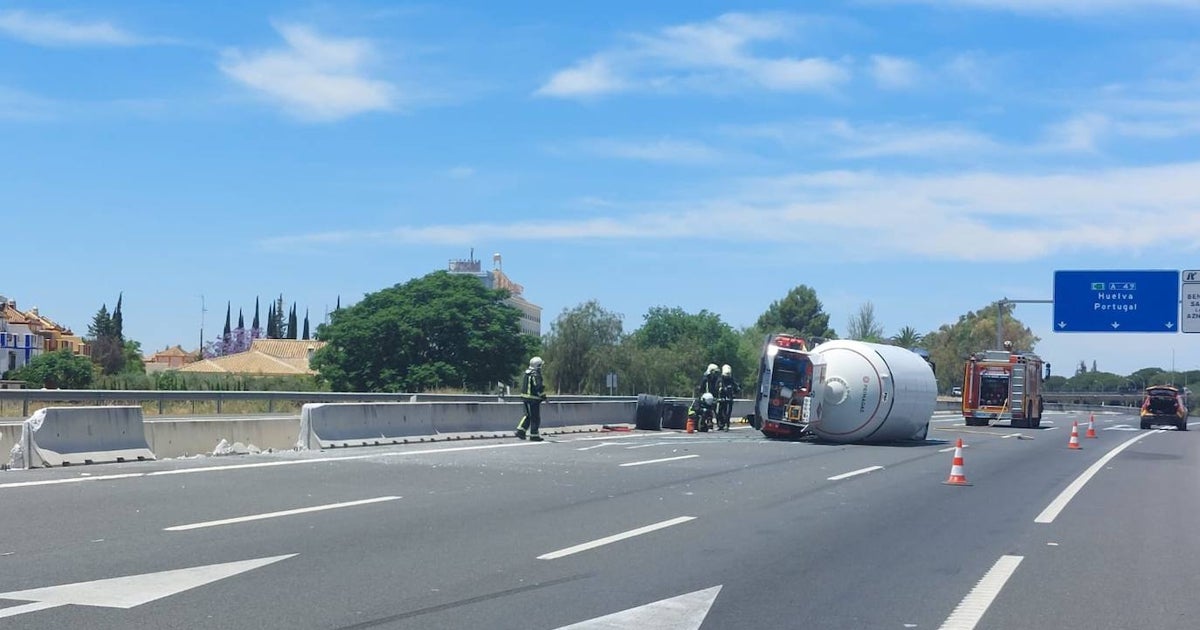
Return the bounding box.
[113,292,124,341]
[237,309,244,330]
[287,303,298,340]
[302,309,310,340]
[223,302,232,337]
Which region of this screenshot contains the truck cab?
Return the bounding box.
[751,333,827,439]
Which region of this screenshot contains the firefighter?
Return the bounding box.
[689,392,718,432]
[515,356,547,442]
[698,363,720,399]
[716,364,740,431]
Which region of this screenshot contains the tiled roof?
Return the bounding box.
[177,350,314,375]
[250,339,327,359]
[156,345,190,358]
[2,304,29,325]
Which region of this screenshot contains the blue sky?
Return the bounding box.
[2,0,1199,377]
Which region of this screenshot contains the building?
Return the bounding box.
[1,297,45,375]
[145,345,197,373]
[22,306,88,357]
[178,339,326,376]
[447,251,542,336]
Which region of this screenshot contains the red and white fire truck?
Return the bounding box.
[962,348,1050,428]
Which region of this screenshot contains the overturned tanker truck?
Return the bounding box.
[749,334,938,443]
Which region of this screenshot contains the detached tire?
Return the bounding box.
[635,394,664,431]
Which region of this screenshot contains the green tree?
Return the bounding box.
[890,325,923,349]
[287,303,298,340]
[753,285,836,340]
[310,271,533,392]
[112,293,123,339]
[618,306,747,396]
[122,340,146,374]
[9,349,95,389]
[541,300,624,394]
[302,309,310,340]
[921,301,1040,393]
[271,295,285,339]
[87,301,126,375]
[846,301,886,342]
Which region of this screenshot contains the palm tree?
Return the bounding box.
[890,325,923,349]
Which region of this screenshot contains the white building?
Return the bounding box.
[0,296,41,376]
[447,252,542,336]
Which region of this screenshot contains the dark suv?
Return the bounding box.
[1140,385,1189,431]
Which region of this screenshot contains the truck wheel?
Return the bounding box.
[1140,420,1151,430]
[635,394,664,431]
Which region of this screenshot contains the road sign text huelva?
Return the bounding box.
[1053,270,1180,333]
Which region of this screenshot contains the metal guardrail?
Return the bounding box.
[0,389,639,418]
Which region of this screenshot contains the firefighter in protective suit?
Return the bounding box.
[516,356,547,441]
[697,363,720,399]
[716,364,740,431]
[689,392,718,432]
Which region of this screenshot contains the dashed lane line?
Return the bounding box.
[827,466,884,481]
[619,455,699,467]
[165,496,400,531]
[939,555,1024,630]
[537,516,696,560]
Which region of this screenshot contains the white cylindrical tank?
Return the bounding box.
[809,340,937,443]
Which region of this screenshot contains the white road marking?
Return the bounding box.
[0,442,535,490]
[619,455,699,467]
[575,443,618,451]
[0,554,295,618]
[938,445,970,453]
[165,497,400,531]
[827,465,884,481]
[1034,430,1162,524]
[538,516,696,560]
[1044,426,1059,431]
[553,585,720,630]
[1001,433,1024,439]
[626,442,676,449]
[939,555,1024,630]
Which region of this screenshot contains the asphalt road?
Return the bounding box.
[0,409,1195,629]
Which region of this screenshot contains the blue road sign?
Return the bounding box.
[1053,270,1180,333]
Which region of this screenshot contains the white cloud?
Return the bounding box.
[576,138,725,164]
[220,23,396,121]
[869,55,919,89]
[879,0,1200,14]
[262,162,1200,262]
[0,10,144,47]
[536,12,849,98]
[1040,113,1111,152]
[728,119,1001,159]
[0,86,57,120]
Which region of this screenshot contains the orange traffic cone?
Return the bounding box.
[686,416,695,434]
[1068,420,1082,449]
[1085,413,1097,439]
[943,438,971,486]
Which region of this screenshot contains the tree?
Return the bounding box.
[237,309,245,330]
[252,297,261,332]
[122,340,146,374]
[1076,360,1088,376]
[287,303,298,340]
[112,293,123,340]
[223,302,231,338]
[310,271,533,392]
[617,306,748,396]
[266,304,277,338]
[87,301,126,375]
[1092,360,1098,373]
[754,285,836,340]
[272,295,285,339]
[541,300,624,394]
[9,349,95,389]
[890,325,923,349]
[302,309,310,341]
[846,301,886,342]
[920,301,1039,393]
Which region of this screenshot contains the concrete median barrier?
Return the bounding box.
[298,403,438,450]
[9,406,156,468]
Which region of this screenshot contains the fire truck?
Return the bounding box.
[962,348,1050,428]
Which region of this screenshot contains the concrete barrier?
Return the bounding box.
[145,417,300,459]
[298,403,437,450]
[9,406,156,468]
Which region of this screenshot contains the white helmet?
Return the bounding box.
[701,392,715,405]
[721,364,732,376]
[706,363,718,374]
[529,356,543,369]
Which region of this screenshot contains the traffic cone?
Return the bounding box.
[1085,413,1097,439]
[943,438,971,486]
[686,416,695,434]
[1068,420,1082,450]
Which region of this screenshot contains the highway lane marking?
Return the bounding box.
[0,442,536,490]
[576,442,619,451]
[1034,430,1162,524]
[164,496,400,531]
[938,555,1023,630]
[625,442,677,449]
[938,445,969,453]
[537,516,696,560]
[827,465,884,481]
[619,455,699,467]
